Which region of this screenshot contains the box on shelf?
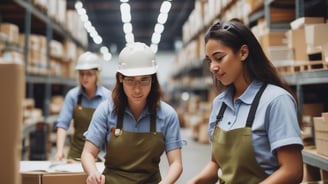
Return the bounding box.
[270,7,295,22]
[290,17,325,30]
[305,23,328,47]
[49,96,64,115]
[313,116,328,157]
[259,32,287,50]
[303,103,325,117]
[0,22,20,44]
[286,29,308,62]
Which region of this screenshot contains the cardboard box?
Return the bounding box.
[290,17,325,30]
[0,64,25,184]
[322,112,328,122]
[303,103,324,117]
[286,29,308,62]
[21,172,87,184]
[305,23,328,47]
[20,161,105,184]
[313,117,328,156]
[0,22,20,44]
[259,32,287,48]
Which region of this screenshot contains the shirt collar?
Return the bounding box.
[79,86,102,97]
[218,80,264,106]
[238,80,263,104]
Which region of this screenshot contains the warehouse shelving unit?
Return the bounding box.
[1,0,87,159]
[1,0,86,117]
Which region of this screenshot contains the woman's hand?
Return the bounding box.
[86,173,105,184]
[54,151,65,161]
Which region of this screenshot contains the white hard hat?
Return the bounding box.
[75,51,101,70]
[118,42,157,76]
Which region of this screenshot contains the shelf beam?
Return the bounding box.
[26,75,77,86]
[282,70,328,85]
[303,148,328,172]
[13,0,87,49]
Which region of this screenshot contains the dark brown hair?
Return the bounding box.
[205,18,301,127]
[204,18,294,96]
[111,72,163,117]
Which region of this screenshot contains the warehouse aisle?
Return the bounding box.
[160,128,212,184]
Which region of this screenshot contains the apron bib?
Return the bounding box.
[212,84,268,184]
[68,94,95,160]
[103,114,165,184]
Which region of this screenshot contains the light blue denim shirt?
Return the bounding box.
[56,86,111,130]
[84,100,185,152]
[208,80,303,174]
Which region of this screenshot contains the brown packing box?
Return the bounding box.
[290,17,325,30]
[0,22,20,44]
[305,23,328,47]
[21,172,87,184]
[286,29,308,62]
[259,32,287,58]
[259,32,286,47]
[313,117,328,157]
[0,64,25,184]
[303,103,324,117]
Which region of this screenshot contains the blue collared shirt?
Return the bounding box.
[209,80,303,174]
[84,100,185,152]
[56,86,111,130]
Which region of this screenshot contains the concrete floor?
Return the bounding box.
[160,128,212,184]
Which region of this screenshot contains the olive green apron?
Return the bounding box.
[68,94,95,160]
[103,114,164,184]
[212,84,268,184]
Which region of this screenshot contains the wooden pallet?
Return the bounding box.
[302,147,328,183]
[277,61,328,74]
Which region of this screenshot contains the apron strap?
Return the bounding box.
[214,83,267,127]
[215,103,227,125]
[77,94,83,106]
[246,83,267,127]
[117,113,123,129]
[150,113,156,132]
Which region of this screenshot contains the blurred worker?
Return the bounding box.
[55,51,111,161]
[81,42,184,184]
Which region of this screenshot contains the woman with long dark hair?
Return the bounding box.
[188,19,303,184]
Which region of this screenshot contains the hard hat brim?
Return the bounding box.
[118,66,157,76]
[75,65,99,70]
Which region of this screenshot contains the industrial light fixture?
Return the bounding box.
[75,1,112,61]
[119,1,134,44]
[119,0,172,53]
[150,0,172,53]
[75,1,103,45]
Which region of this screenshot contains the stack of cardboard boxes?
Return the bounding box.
[0,63,25,184]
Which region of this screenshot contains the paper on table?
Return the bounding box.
[20,161,105,173]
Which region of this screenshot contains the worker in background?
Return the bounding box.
[188,19,304,184]
[55,51,111,161]
[81,42,184,184]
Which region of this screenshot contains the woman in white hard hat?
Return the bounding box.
[55,51,111,161]
[81,42,184,184]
